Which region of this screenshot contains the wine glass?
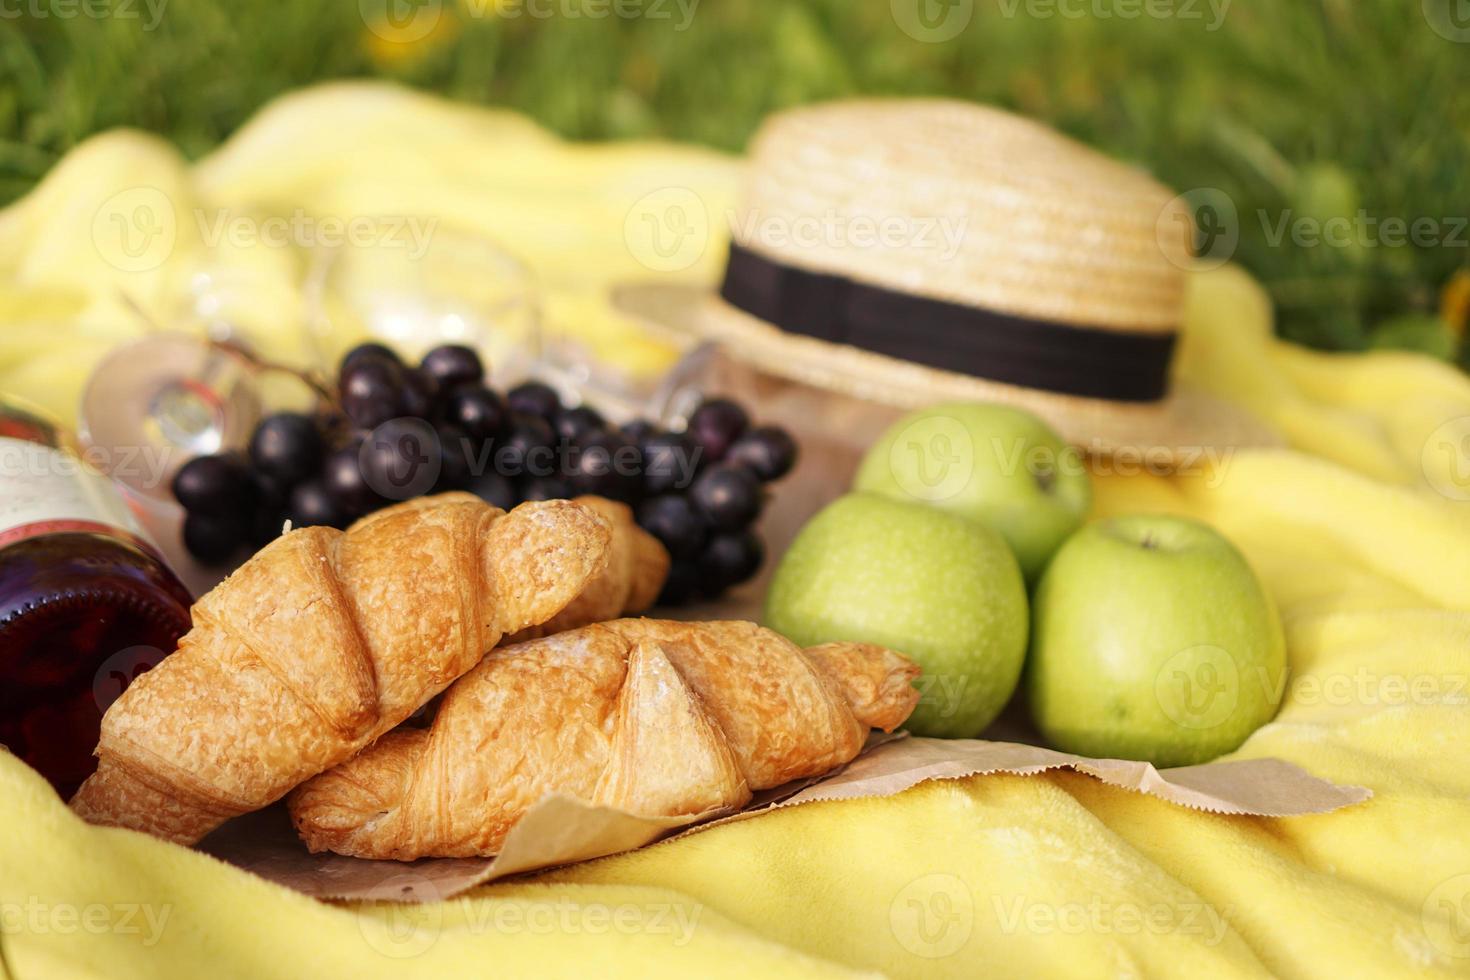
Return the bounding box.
[304,221,542,383]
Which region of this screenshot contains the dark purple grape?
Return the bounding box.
[248,413,324,488]
[172,453,253,517]
[726,426,798,482]
[249,506,287,547]
[689,463,762,531]
[555,405,607,444]
[697,529,765,596]
[686,398,749,464]
[250,469,291,510]
[434,426,475,491]
[183,512,246,565]
[620,418,657,445]
[466,470,518,511]
[419,344,484,391]
[323,438,379,516]
[341,342,401,373]
[340,358,406,430]
[569,430,639,503]
[358,417,441,502]
[493,413,556,478]
[519,475,573,502]
[640,431,699,495]
[286,478,347,529]
[657,560,701,606]
[506,381,561,422]
[636,494,706,560]
[400,368,437,420]
[443,384,507,441]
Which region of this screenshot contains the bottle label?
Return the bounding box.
[0,437,153,549]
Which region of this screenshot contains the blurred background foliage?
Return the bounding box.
[0,0,1466,358]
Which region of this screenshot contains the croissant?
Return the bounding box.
[502,495,669,643]
[70,493,613,846]
[288,619,921,859]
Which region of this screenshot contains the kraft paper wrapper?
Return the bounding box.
[198,734,1370,902]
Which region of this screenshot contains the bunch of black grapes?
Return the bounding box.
[171,343,797,605]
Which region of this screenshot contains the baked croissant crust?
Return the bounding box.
[288,619,921,859]
[503,495,669,643]
[70,493,613,845]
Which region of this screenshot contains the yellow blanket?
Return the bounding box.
[3,83,1470,979]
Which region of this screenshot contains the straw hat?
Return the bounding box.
[615,99,1278,458]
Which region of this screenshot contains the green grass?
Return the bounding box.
[1,0,1466,356]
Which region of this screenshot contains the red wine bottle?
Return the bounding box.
[0,397,192,799]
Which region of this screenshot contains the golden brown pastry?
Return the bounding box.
[70,493,613,846]
[503,496,669,643]
[288,619,920,859]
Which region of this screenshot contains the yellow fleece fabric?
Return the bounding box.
[3,83,1469,979]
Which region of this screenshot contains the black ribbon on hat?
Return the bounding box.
[719,241,1177,403]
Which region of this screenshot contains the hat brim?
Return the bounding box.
[613,281,1281,461]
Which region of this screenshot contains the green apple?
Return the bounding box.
[765,492,1028,738]
[1027,515,1286,767]
[853,402,1091,583]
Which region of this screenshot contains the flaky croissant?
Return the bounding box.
[288,619,921,859]
[70,493,613,845]
[503,496,669,643]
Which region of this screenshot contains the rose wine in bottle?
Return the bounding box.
[0,396,192,799]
